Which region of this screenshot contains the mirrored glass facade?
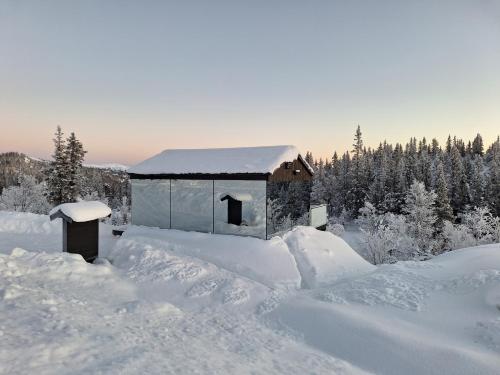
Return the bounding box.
[131,179,171,228]
[171,179,213,233]
[214,180,266,239]
[130,177,312,239]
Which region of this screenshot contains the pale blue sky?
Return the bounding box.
[1,0,499,164]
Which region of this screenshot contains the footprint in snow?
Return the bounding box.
[186,279,225,297]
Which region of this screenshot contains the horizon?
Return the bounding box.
[4,128,499,167]
[1,1,500,164]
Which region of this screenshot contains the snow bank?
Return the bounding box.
[265,243,500,375]
[0,247,361,375]
[283,226,375,288]
[128,145,311,175]
[110,226,301,289]
[49,201,111,222]
[0,211,60,235]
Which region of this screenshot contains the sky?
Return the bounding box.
[1,0,500,165]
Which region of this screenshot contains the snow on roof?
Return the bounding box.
[128,145,312,175]
[49,201,111,222]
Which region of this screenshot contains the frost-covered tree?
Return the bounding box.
[46,126,70,205]
[434,161,454,227]
[486,152,500,216]
[403,180,437,256]
[348,125,367,215]
[65,132,87,202]
[468,155,485,208]
[472,133,484,156]
[449,145,469,213]
[0,175,50,214]
[461,207,498,244]
[441,221,476,251]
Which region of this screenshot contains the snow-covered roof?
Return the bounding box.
[49,201,111,222]
[128,145,312,175]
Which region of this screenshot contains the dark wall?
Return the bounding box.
[64,219,99,262]
[268,158,313,182]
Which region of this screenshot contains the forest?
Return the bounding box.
[307,126,500,263]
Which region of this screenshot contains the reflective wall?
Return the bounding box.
[131,179,171,228]
[266,181,312,237]
[171,180,213,233]
[214,180,266,239]
[131,178,311,239]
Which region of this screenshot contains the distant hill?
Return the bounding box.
[83,163,129,171]
[0,152,130,207]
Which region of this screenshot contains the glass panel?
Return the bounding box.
[267,181,311,237]
[131,179,170,228]
[214,180,266,239]
[310,204,327,227]
[171,180,213,232]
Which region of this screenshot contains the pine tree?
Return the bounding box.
[434,161,454,227]
[65,132,87,202]
[348,125,367,216]
[468,154,484,207]
[403,180,437,255]
[486,153,500,216]
[46,126,70,205]
[449,145,469,214]
[472,134,484,156]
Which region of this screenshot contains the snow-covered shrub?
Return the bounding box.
[357,201,381,234]
[0,175,51,214]
[441,221,476,251]
[110,196,130,226]
[440,207,500,251]
[461,207,498,244]
[357,203,416,264]
[328,223,345,237]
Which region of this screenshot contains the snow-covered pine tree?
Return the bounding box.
[348,125,367,216]
[434,161,454,228]
[468,154,485,208]
[403,180,438,256]
[472,133,484,156]
[46,126,70,205]
[65,132,87,202]
[368,143,389,210]
[449,145,470,214]
[486,143,500,216]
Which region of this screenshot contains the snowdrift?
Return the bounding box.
[0,211,60,235]
[266,243,500,375]
[0,247,360,374]
[284,226,375,288]
[109,226,302,289]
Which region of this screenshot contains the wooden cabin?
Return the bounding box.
[128,146,326,239]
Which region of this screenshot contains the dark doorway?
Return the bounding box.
[220,195,242,225]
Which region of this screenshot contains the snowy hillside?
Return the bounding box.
[0,211,499,374]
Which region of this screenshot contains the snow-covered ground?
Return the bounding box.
[0,211,499,374]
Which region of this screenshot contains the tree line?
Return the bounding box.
[307,126,500,263]
[0,127,130,225]
[308,126,500,219]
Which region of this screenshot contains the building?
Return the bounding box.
[128,145,326,239]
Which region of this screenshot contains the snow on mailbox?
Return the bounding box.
[49,201,111,263]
